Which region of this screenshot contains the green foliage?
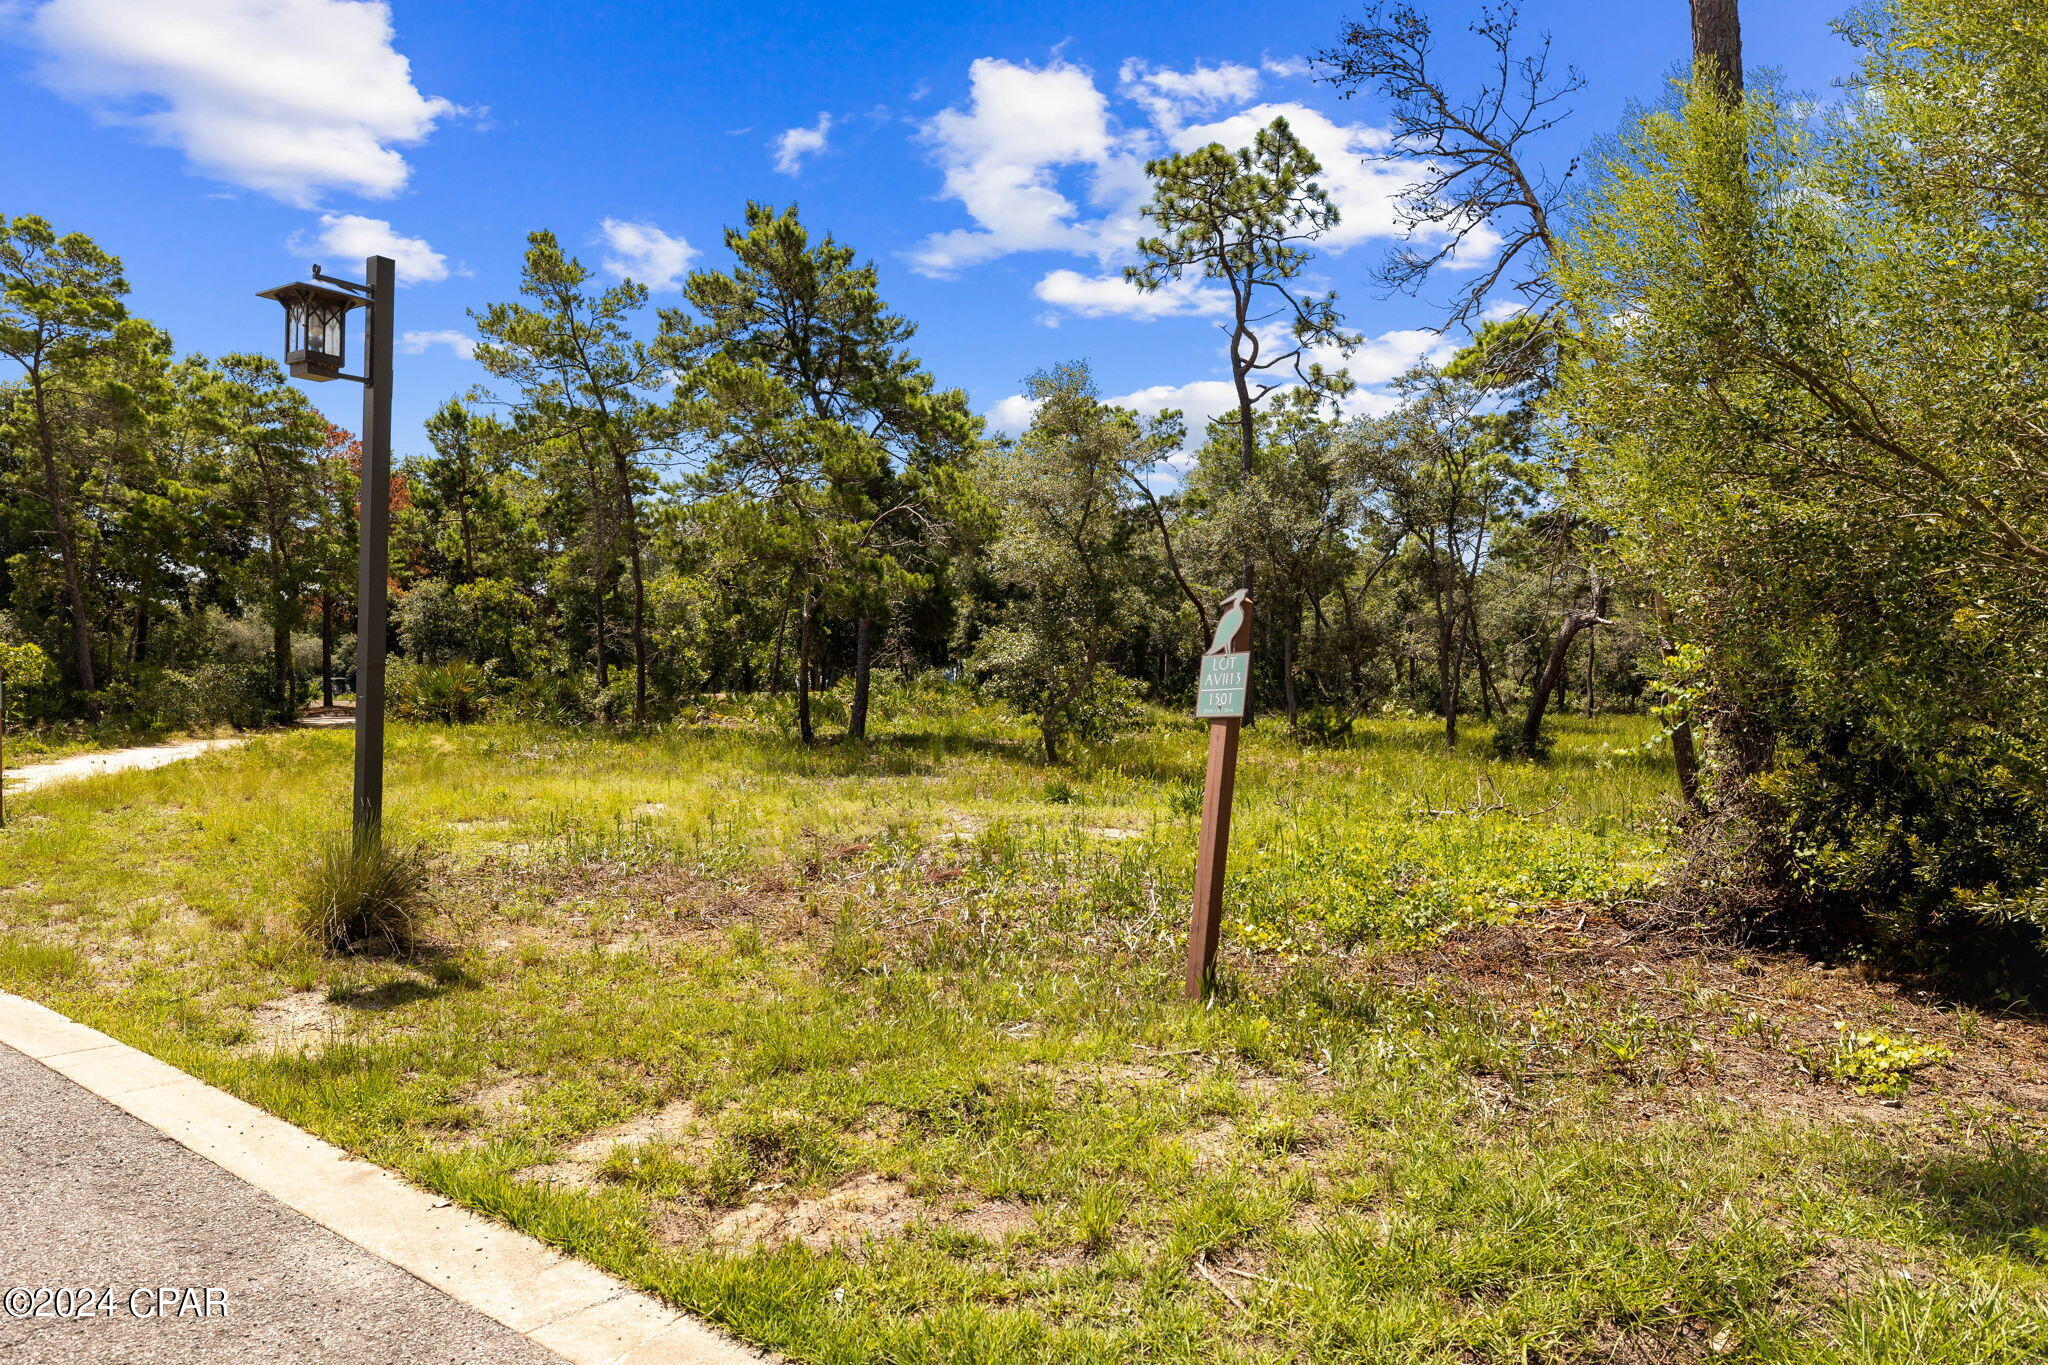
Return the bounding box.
[1551,1,2048,968]
[657,202,976,743]
[141,658,279,731]
[1232,800,1652,950]
[396,578,470,666]
[1127,117,1355,411]
[29,710,2048,1361]
[1073,1184,1128,1253]
[389,659,494,724]
[969,364,1167,762]
[1488,723,1554,762]
[0,638,54,697]
[1806,1024,1951,1101]
[295,832,434,955]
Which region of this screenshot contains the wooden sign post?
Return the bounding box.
[1187,590,1252,999]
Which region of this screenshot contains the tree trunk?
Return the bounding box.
[796,585,816,746]
[1690,0,1743,99]
[273,611,293,721]
[1525,618,1589,752]
[624,534,650,726]
[1672,715,1703,808]
[1437,593,1462,749]
[1127,475,1211,643]
[456,487,475,584]
[320,594,335,707]
[28,376,97,712]
[1281,617,1298,729]
[133,597,149,666]
[592,429,649,725]
[1444,636,1466,751]
[1463,608,1503,720]
[1230,320,1260,725]
[848,615,873,741]
[767,594,789,693]
[1584,623,1597,718]
[1522,574,1608,753]
[1651,590,1706,812]
[593,578,610,693]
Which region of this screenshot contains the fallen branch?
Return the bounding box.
[1192,1256,1247,1312]
[1211,1261,1306,1290]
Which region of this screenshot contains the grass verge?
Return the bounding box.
[1,686,2043,1363]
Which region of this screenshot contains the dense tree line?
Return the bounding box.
[1,186,1620,758]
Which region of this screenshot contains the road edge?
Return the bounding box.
[0,991,768,1365]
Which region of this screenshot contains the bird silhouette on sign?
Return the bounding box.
[1206,591,1250,656]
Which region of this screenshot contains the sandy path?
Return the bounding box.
[2,737,251,794]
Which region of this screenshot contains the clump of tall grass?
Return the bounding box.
[296,831,435,954]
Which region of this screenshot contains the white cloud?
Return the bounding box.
[987,324,1458,462]
[597,218,697,291]
[397,329,475,360]
[1117,58,1260,132]
[1343,327,1458,385]
[1173,103,1407,253]
[913,58,1499,301]
[910,57,1135,276]
[1103,378,1243,436]
[1032,268,1228,321]
[23,0,459,206]
[1173,102,1505,266]
[983,393,1040,435]
[772,112,833,175]
[984,380,1242,447]
[1260,55,1312,80]
[288,213,449,283]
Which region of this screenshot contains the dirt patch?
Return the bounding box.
[463,1075,531,1122]
[515,1099,710,1188]
[248,990,345,1050]
[1185,1122,1239,1170]
[455,857,806,951]
[658,1174,1037,1252]
[1373,903,2048,1130]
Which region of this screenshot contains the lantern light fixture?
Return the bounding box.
[256,271,367,382]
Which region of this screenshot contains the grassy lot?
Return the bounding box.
[2,684,2045,1364]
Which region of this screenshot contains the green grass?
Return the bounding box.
[1,681,2043,1363]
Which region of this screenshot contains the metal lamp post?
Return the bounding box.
[258,257,395,847]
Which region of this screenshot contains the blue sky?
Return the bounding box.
[1,0,1860,455]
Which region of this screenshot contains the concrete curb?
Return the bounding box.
[0,992,768,1365]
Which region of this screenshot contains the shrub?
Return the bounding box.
[396,578,469,665]
[1293,707,1356,748]
[1803,1024,1951,1101]
[1487,723,1554,762]
[296,832,434,954]
[117,659,280,730]
[389,659,493,723]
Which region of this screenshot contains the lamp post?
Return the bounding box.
[258,257,395,848]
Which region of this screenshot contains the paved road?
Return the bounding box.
[0,1042,564,1364]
